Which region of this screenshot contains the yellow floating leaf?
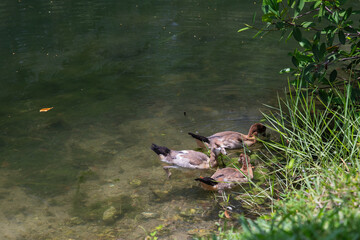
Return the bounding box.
[39,107,53,112]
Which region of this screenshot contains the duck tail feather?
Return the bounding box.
[194,177,218,186]
[188,132,210,143]
[151,143,171,156]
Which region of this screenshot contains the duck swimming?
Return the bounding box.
[188,123,266,151]
[150,143,225,178]
[195,153,253,192]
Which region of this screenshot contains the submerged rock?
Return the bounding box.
[151,189,169,198]
[187,228,211,237]
[141,212,159,219]
[129,179,142,186]
[102,206,119,223]
[179,208,198,218]
[68,217,84,226]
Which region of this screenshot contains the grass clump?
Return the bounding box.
[235,206,360,240]
[261,82,360,208]
[197,81,360,239]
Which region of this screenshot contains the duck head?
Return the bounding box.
[248,123,266,137]
[209,144,227,168]
[213,145,227,156]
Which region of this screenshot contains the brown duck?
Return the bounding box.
[150,143,224,177]
[188,123,266,152]
[195,153,253,192]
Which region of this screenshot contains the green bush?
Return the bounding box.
[240,0,360,107]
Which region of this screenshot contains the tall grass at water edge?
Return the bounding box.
[198,82,360,239]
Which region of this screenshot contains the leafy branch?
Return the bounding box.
[240,0,360,107]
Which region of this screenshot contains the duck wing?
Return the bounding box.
[186,151,209,166]
[213,168,248,180]
[209,132,245,149]
[169,150,209,168]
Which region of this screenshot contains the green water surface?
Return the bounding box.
[0,0,309,239]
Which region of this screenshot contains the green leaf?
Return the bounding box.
[262,13,274,22]
[286,30,293,41]
[333,11,339,24]
[287,158,295,169]
[350,43,358,55]
[292,56,299,67]
[262,4,270,14]
[313,32,321,42]
[279,68,292,74]
[318,4,325,17]
[319,43,326,59]
[253,29,263,38]
[155,224,164,230]
[324,26,337,33]
[270,0,280,11]
[252,12,257,24]
[329,70,337,82]
[299,39,311,49]
[338,30,346,44]
[263,0,279,15]
[261,3,269,14]
[327,32,335,46]
[312,44,320,61]
[304,63,315,73]
[293,27,302,41]
[314,1,322,8]
[301,21,315,28]
[288,0,295,8]
[280,29,287,41]
[294,0,305,17]
[296,53,313,62]
[339,9,346,18]
[320,76,329,85]
[303,72,314,84]
[280,8,288,18]
[238,27,250,33]
[297,0,305,12]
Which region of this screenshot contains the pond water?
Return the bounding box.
[0,0,298,239]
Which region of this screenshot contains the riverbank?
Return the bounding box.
[202,0,360,238]
[199,83,360,239]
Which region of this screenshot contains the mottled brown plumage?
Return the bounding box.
[189,123,266,152]
[151,143,222,177]
[195,153,253,192]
